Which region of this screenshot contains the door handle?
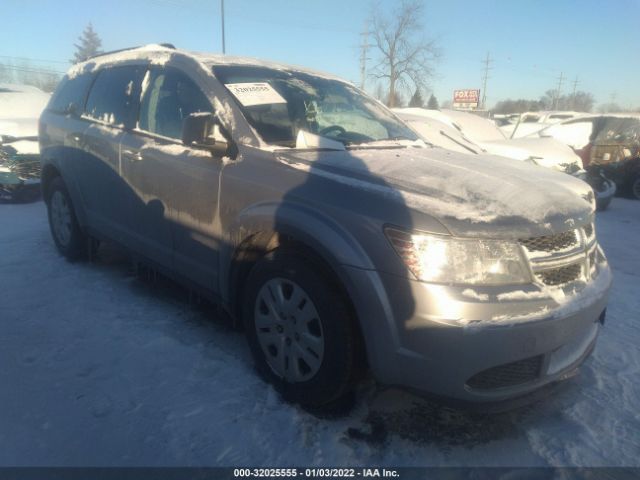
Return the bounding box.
[122,149,143,161]
[67,134,81,144]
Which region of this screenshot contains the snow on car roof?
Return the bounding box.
[67,44,347,83]
[561,112,640,121]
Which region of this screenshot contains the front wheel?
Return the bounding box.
[46,176,89,260]
[242,249,358,411]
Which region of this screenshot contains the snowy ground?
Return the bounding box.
[0,198,638,467]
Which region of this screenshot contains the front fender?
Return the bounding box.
[219,200,376,303]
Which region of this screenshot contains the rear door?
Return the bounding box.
[39,72,94,213]
[120,66,223,288]
[80,64,147,244]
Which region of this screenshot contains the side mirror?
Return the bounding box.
[182,112,233,157]
[65,103,79,116]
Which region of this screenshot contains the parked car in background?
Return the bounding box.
[40,45,611,410]
[532,114,640,200]
[395,108,616,210]
[0,84,50,201]
[500,111,584,139]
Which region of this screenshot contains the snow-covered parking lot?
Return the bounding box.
[0,199,638,467]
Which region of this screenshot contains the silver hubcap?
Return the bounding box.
[50,191,72,247]
[254,278,324,382]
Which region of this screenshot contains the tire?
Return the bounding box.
[242,248,358,411]
[46,176,89,260]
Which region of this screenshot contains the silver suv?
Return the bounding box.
[39,45,612,409]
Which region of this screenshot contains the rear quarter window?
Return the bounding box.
[84,65,146,128]
[47,73,94,114]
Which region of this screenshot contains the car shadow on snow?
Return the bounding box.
[87,239,251,363]
[346,374,586,450]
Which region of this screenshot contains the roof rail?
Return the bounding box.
[87,43,176,61]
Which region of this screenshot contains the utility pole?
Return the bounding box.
[480,52,492,110]
[221,0,226,54]
[359,23,370,90]
[552,72,564,110]
[571,76,579,109]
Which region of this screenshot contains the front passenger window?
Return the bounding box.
[139,69,212,140]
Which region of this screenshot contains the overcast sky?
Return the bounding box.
[2,0,639,108]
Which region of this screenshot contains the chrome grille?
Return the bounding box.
[588,249,597,277]
[519,230,578,253]
[519,225,599,287]
[535,264,582,286]
[467,355,543,390]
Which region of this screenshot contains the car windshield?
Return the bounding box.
[595,117,640,146]
[212,65,418,148]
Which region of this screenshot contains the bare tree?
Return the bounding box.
[539,89,594,112]
[369,0,440,107]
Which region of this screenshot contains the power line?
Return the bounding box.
[0,65,66,75]
[571,75,579,109]
[0,54,68,66]
[552,72,564,109]
[480,52,493,109]
[359,22,371,90]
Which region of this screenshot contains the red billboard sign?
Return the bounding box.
[453,89,480,109]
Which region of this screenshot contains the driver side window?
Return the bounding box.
[139,68,212,140]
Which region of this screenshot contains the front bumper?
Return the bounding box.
[342,260,612,403]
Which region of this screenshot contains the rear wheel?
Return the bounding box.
[243,248,358,411]
[46,176,89,260]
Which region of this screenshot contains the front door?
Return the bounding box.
[120,66,223,290]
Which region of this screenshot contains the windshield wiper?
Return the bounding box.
[438,130,482,154]
[346,137,425,149]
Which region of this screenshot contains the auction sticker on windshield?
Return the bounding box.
[225,83,286,107]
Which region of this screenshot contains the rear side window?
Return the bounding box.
[84,65,146,128]
[48,73,93,114]
[138,68,212,140]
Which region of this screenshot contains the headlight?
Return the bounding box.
[385,227,531,285]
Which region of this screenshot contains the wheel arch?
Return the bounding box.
[41,163,62,203]
[223,203,375,369]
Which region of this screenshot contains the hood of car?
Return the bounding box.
[276,145,594,238]
[480,137,583,171]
